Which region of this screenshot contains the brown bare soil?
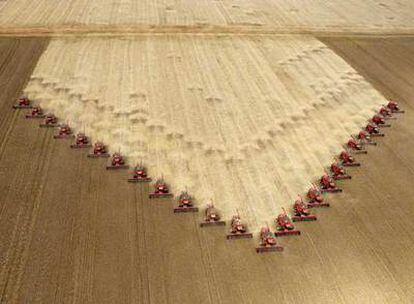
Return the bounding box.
[0,37,414,304]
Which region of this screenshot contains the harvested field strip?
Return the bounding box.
[24,35,386,230]
[0,1,414,33]
[2,27,414,39]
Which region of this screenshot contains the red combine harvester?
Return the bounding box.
[256,226,283,253]
[39,114,58,128]
[339,150,360,167]
[320,172,342,193]
[330,161,351,180]
[346,138,367,154]
[53,124,74,139]
[149,178,173,199]
[88,142,110,158]
[106,152,129,170]
[200,203,225,227]
[387,100,404,114]
[379,106,395,119]
[25,106,45,119]
[365,122,385,137]
[292,196,317,222]
[227,213,253,239]
[274,209,300,237]
[357,130,376,146]
[128,164,152,183]
[372,114,391,127]
[70,133,92,149]
[13,96,32,109]
[174,191,198,213]
[307,184,330,207]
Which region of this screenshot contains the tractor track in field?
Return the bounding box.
[0,26,414,38]
[0,36,413,303]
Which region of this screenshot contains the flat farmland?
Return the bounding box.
[0,36,414,304]
[0,1,413,36]
[22,35,386,229]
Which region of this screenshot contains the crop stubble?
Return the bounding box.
[23,35,387,230]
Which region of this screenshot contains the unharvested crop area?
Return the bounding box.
[0,1,413,35]
[23,35,387,229]
[0,36,414,304]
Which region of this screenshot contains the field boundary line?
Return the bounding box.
[0,26,414,38]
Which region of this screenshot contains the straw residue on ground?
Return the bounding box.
[24,35,386,229]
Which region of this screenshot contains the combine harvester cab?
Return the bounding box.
[319,172,342,193]
[226,213,253,239]
[106,152,129,170]
[365,122,385,137]
[346,138,367,154]
[330,161,352,180]
[256,226,283,253]
[378,106,396,120]
[25,106,46,119]
[13,96,33,109]
[357,130,377,146]
[149,178,173,199]
[128,164,152,183]
[200,203,225,227]
[274,209,300,237]
[174,191,198,213]
[307,184,330,208]
[70,133,92,149]
[88,142,110,158]
[339,150,360,167]
[292,197,317,222]
[387,100,405,114]
[39,114,59,128]
[53,124,75,139]
[372,114,391,128]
